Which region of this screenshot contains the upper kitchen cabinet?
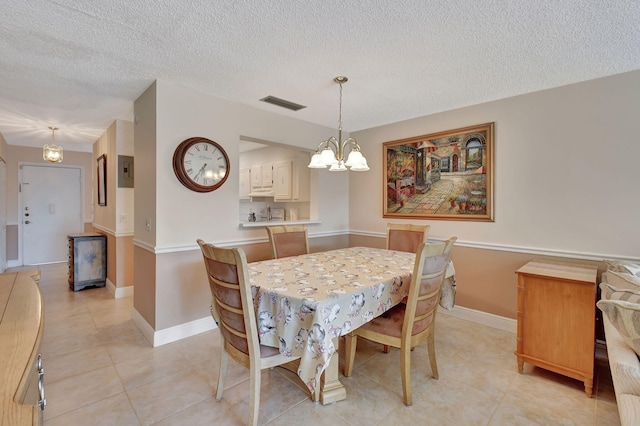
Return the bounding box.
[238,140,315,225]
[240,143,311,202]
[251,164,273,190]
[273,161,291,201]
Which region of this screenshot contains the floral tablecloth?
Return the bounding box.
[248,246,455,393]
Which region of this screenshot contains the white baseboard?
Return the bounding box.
[115,285,134,298]
[7,260,20,268]
[131,308,217,347]
[106,278,134,299]
[130,306,512,350]
[131,308,156,346]
[440,304,516,334]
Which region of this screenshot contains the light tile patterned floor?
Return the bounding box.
[27,263,619,425]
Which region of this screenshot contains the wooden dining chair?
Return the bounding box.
[266,225,309,259]
[343,237,456,406]
[386,223,430,253]
[197,239,300,426]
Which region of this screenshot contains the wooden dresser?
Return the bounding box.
[515,261,598,397]
[0,270,45,425]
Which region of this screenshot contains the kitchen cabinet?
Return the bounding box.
[250,165,273,189]
[261,165,273,188]
[272,159,311,202]
[292,158,310,202]
[273,161,292,201]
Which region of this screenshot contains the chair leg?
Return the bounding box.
[400,344,412,406]
[383,344,390,353]
[249,366,261,426]
[216,345,229,401]
[343,333,357,377]
[427,331,438,379]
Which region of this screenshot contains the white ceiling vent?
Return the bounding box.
[260,96,306,111]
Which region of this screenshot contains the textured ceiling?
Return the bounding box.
[1,0,639,152]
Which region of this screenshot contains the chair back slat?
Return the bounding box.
[273,232,307,258]
[266,225,309,258]
[386,224,430,253]
[404,238,456,337]
[197,239,258,359]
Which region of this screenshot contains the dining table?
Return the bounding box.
[247,246,455,404]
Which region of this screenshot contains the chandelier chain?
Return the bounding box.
[338,81,343,132]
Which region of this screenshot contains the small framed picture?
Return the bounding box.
[97,154,107,206]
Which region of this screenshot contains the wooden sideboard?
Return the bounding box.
[0,270,45,425]
[515,261,598,397]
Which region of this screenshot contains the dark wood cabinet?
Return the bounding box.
[68,233,106,291]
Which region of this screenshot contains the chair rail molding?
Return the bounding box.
[349,230,638,263]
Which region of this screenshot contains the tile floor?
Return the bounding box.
[28,263,620,425]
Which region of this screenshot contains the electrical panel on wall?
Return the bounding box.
[118,155,134,188]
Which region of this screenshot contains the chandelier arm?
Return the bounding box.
[325,137,339,150]
[341,137,360,152]
[339,137,360,161]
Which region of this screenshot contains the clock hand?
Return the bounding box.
[193,163,207,182]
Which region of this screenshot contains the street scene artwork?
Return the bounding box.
[383,122,494,221]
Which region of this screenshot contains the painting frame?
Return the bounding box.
[383,122,494,222]
[97,154,107,206]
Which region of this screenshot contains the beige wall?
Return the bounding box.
[133,71,639,342]
[134,80,353,332]
[133,244,156,328]
[133,83,157,324]
[349,70,640,318]
[0,132,7,161]
[92,120,134,289]
[153,234,350,330]
[152,80,350,248]
[133,83,157,248]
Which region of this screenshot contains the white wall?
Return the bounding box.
[350,70,640,258]
[152,80,350,249]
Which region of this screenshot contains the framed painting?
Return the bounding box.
[383,122,494,221]
[97,154,107,206]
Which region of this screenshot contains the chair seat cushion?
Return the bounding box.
[361,303,406,337]
[360,303,435,338]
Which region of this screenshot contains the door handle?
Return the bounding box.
[25,220,31,224]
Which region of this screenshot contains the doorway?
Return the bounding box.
[20,164,84,265]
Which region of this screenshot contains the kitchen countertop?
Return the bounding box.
[239,219,321,228]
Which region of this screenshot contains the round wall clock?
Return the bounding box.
[172,137,230,192]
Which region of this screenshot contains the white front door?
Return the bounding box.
[21,164,83,265]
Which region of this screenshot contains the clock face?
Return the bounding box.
[173,137,230,192]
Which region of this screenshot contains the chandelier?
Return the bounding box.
[308,76,369,171]
[43,126,63,163]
